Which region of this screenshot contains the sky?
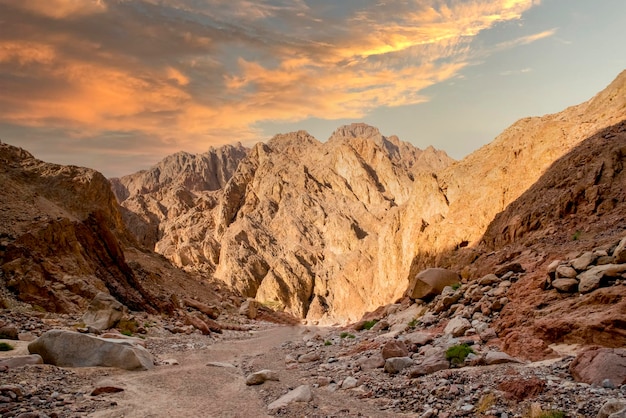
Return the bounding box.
[0,0,625,178]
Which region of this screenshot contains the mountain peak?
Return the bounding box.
[329,123,383,144]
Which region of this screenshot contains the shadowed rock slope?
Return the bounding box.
[0,142,224,314]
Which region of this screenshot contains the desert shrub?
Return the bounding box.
[324,340,332,346]
[476,393,496,413]
[408,318,419,328]
[340,332,355,339]
[445,343,474,366]
[572,230,582,241]
[117,319,138,336]
[0,342,14,351]
[451,282,462,291]
[362,320,378,330]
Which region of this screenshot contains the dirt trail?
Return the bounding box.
[89,326,304,418]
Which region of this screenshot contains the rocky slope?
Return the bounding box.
[113,125,453,320]
[0,142,226,314]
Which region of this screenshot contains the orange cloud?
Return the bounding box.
[0,0,549,166]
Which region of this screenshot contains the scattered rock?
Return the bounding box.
[384,357,414,374]
[444,317,471,337]
[578,264,626,293]
[239,299,259,320]
[484,351,523,365]
[267,385,313,410]
[245,369,279,385]
[406,268,460,300]
[0,354,43,369]
[551,278,579,293]
[81,293,125,331]
[298,352,321,363]
[381,340,409,360]
[341,376,358,389]
[0,325,19,340]
[408,355,449,377]
[613,237,626,264]
[498,377,545,401]
[597,399,626,418]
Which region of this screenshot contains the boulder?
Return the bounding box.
[401,331,434,348]
[267,385,312,410]
[384,357,414,374]
[0,355,43,369]
[551,278,579,293]
[82,293,125,331]
[183,299,220,319]
[406,268,460,300]
[357,355,385,370]
[341,376,358,389]
[578,264,626,293]
[0,325,18,340]
[245,369,279,385]
[484,351,523,365]
[444,317,471,337]
[597,399,626,418]
[28,329,154,370]
[478,274,500,285]
[239,298,259,319]
[408,355,450,377]
[570,347,626,386]
[555,265,578,279]
[381,340,409,360]
[571,252,596,271]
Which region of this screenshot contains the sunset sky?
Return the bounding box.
[1,0,625,177]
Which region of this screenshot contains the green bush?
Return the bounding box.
[340,332,355,339]
[117,319,138,336]
[451,282,462,291]
[445,343,474,366]
[408,318,419,328]
[362,320,378,330]
[0,342,14,351]
[324,340,332,346]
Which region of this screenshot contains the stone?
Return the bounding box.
[597,399,626,418]
[578,264,626,293]
[381,340,409,360]
[551,278,579,293]
[82,292,125,331]
[614,236,626,264]
[444,317,471,337]
[267,385,313,410]
[384,356,414,374]
[401,331,434,348]
[408,355,449,377]
[479,273,500,285]
[184,299,220,319]
[571,251,596,271]
[0,354,43,369]
[484,351,522,365]
[480,328,498,342]
[0,325,18,340]
[239,298,258,319]
[406,268,460,300]
[555,265,578,279]
[494,263,524,277]
[357,355,385,370]
[341,376,358,389]
[28,329,154,370]
[245,369,279,385]
[298,352,321,363]
[570,347,626,386]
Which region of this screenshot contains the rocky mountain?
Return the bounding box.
[112,125,453,320]
[0,142,225,314]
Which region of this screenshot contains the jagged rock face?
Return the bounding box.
[0,142,175,314]
[114,125,453,321]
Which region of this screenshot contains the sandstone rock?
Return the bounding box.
[613,237,626,264]
[82,293,125,331]
[552,278,579,293]
[578,264,626,293]
[239,298,258,319]
[406,268,460,300]
[478,274,500,285]
[381,340,409,360]
[408,355,449,377]
[267,385,313,410]
[90,386,124,396]
[570,347,626,386]
[571,252,596,271]
[444,317,471,337]
[0,354,43,369]
[28,329,154,370]
[494,263,524,277]
[401,331,434,348]
[298,352,321,363]
[597,399,626,418]
[357,355,385,370]
[555,265,578,279]
[184,315,211,335]
[484,351,522,365]
[245,369,279,385]
[384,357,414,374]
[0,325,18,340]
[341,376,358,389]
[184,299,220,319]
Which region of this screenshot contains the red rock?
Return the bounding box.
[498,378,545,401]
[90,386,125,396]
[569,347,626,386]
[381,340,408,360]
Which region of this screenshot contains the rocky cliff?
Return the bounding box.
[0,143,224,314]
[113,125,453,321]
[113,71,626,324]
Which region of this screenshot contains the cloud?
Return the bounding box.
[0,0,544,175]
